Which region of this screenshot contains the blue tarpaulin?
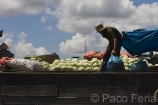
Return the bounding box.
[122,29,158,56]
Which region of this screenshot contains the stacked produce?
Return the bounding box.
[23,53,158,71]
[83,51,106,60]
[24,55,50,70]
[24,55,101,71]
[83,51,134,61]
[120,54,140,71]
[49,58,101,71]
[0,57,14,68]
[120,54,158,71]
[121,52,134,58]
[6,58,44,71]
[24,55,43,62]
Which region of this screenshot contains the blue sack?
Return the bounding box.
[107,55,125,71]
[130,60,149,71]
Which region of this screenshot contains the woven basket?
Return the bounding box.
[37,52,60,64]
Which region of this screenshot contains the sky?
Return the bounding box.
[0,0,158,59]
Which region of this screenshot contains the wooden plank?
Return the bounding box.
[28,85,57,96]
[2,96,54,104]
[1,71,158,75]
[0,72,158,105]
[0,95,2,104]
[77,86,110,97]
[57,84,77,98]
[1,85,57,96]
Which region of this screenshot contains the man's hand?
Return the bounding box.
[111,50,117,56]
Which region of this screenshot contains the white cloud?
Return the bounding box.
[14,32,49,58]
[59,33,95,56]
[4,38,12,47]
[46,26,53,31]
[35,47,49,55]
[1,0,158,57]
[94,36,127,53]
[41,16,49,23]
[0,32,52,59]
[94,37,109,51]
[0,0,63,17]
[46,0,158,34]
[47,0,136,34]
[112,2,158,31]
[0,32,14,47]
[48,0,158,55]
[59,33,128,56]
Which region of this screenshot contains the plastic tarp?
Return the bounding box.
[122,29,158,56]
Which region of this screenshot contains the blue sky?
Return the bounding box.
[0,0,158,59]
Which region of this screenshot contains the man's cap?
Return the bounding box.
[95,22,106,33]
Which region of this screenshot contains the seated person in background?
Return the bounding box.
[0,43,14,59]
